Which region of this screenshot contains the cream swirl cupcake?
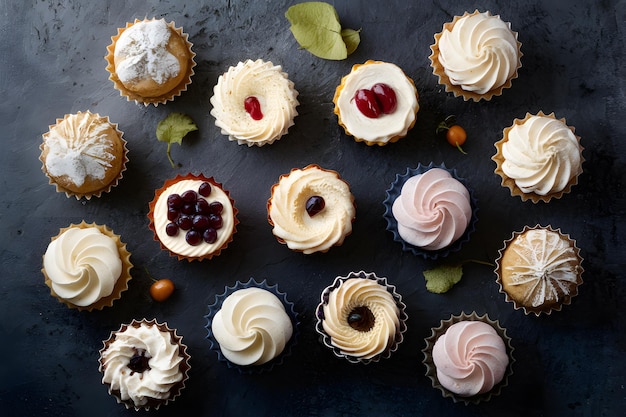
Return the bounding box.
[383,163,478,259]
[267,165,356,254]
[423,312,514,404]
[495,225,584,316]
[493,111,584,203]
[42,221,132,311]
[333,60,419,146]
[99,319,190,410]
[205,279,298,373]
[430,10,522,101]
[210,59,299,146]
[315,271,408,364]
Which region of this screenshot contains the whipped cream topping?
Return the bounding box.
[211,288,293,366]
[503,229,581,307]
[322,278,400,360]
[101,323,184,407]
[43,226,122,307]
[210,59,299,146]
[269,166,355,254]
[115,20,180,86]
[392,168,472,251]
[336,62,418,144]
[432,321,509,397]
[501,115,582,196]
[438,12,519,94]
[153,179,234,258]
[43,112,119,188]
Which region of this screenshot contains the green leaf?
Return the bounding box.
[285,2,359,60]
[156,113,198,168]
[423,264,463,294]
[341,28,361,55]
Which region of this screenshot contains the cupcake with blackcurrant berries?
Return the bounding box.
[210,59,299,147]
[429,10,522,102]
[205,278,298,374]
[99,318,190,410]
[267,164,356,254]
[383,163,478,259]
[148,173,238,262]
[422,312,514,404]
[315,271,408,364]
[105,18,196,106]
[333,60,419,146]
[42,221,133,311]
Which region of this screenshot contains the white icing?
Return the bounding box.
[336,62,418,144]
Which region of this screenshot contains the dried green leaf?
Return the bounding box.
[423,264,463,294]
[156,112,198,168]
[341,28,361,55]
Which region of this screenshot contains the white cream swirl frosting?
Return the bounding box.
[503,229,581,308]
[43,226,122,307]
[268,166,355,254]
[322,278,400,360]
[335,61,419,144]
[101,323,184,407]
[438,12,519,94]
[210,59,299,146]
[432,321,509,397]
[392,168,472,251]
[211,288,293,366]
[501,115,582,196]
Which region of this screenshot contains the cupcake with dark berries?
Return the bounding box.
[148,173,238,261]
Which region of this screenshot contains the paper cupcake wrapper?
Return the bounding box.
[315,271,408,364]
[382,162,478,260]
[494,224,584,316]
[148,173,239,262]
[492,111,585,203]
[429,10,522,102]
[98,318,190,411]
[39,111,129,200]
[422,311,514,405]
[204,278,299,374]
[333,60,419,146]
[42,221,133,311]
[105,18,196,106]
[266,164,356,254]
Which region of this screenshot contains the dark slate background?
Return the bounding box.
[1,1,624,416]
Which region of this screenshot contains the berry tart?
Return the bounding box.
[148,173,238,262]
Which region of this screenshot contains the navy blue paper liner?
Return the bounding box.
[382,162,479,260]
[204,278,299,374]
[314,271,408,365]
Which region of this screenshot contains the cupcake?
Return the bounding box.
[42,221,133,311]
[383,163,478,259]
[39,111,128,200]
[315,271,408,364]
[267,164,356,254]
[492,111,584,203]
[429,10,522,102]
[105,18,196,106]
[205,278,298,374]
[423,312,514,404]
[99,319,190,410]
[495,225,584,316]
[210,59,299,147]
[333,60,419,146]
[148,173,238,262]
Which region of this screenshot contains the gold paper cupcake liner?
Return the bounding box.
[39,111,129,200]
[42,221,133,311]
[105,18,196,106]
[429,10,522,102]
[492,111,584,203]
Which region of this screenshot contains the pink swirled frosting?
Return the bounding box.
[391,168,472,250]
[432,321,509,397]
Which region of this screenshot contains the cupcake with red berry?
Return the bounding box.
[333,60,419,146]
[210,59,299,147]
[148,173,238,262]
